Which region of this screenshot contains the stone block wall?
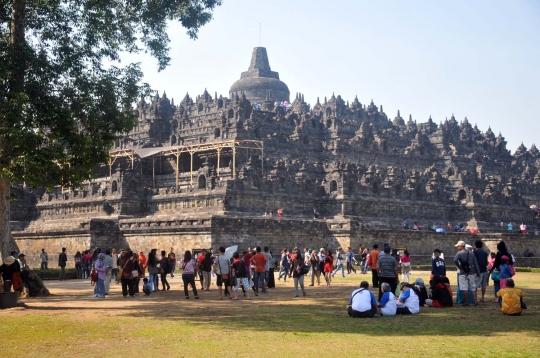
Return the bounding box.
[11,215,540,268]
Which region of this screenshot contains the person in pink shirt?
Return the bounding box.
[401,250,411,283]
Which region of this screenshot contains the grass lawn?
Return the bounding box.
[1,271,538,357]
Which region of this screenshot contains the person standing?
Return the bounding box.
[520,222,527,234]
[400,250,411,283]
[454,240,481,306]
[332,247,345,278]
[74,251,83,279]
[93,253,108,298]
[376,245,399,301]
[197,249,207,290]
[250,247,267,296]
[231,252,251,300]
[264,246,273,290]
[40,249,48,270]
[180,250,199,299]
[346,247,356,274]
[159,250,171,291]
[214,247,232,300]
[323,249,334,287]
[58,247,67,280]
[318,248,326,276]
[103,250,114,295]
[119,251,135,298]
[473,240,489,303]
[368,244,380,288]
[289,249,307,298]
[267,250,276,289]
[309,250,321,286]
[277,249,290,282]
[111,248,119,284]
[201,252,213,291]
[167,247,177,278]
[147,249,159,292]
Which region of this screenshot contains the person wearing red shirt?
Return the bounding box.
[250,246,267,296]
[196,249,207,290]
[324,249,334,287]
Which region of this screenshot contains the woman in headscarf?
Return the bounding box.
[493,241,515,299]
[119,250,135,297]
[147,249,159,292]
[93,253,108,298]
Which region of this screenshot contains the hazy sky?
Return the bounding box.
[125,0,540,153]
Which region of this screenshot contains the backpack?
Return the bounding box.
[461,252,471,274]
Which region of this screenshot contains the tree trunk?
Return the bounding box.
[0,178,15,258]
[1,0,26,259]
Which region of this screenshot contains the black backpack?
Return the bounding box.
[461,252,471,274]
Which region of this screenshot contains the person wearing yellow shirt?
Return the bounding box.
[496,279,525,316]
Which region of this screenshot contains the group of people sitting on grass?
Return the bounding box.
[348,240,527,318]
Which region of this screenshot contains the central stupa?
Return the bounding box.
[229,47,290,103]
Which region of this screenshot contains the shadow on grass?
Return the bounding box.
[106,288,539,337]
[19,277,540,337]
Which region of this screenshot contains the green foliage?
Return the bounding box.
[0,0,221,189]
[31,268,78,280]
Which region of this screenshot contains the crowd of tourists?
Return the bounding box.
[0,239,527,318]
[347,239,526,317]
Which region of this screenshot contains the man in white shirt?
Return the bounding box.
[347,281,377,318]
[40,249,48,270]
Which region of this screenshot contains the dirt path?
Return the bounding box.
[4,271,412,319]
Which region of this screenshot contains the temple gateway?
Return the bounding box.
[11,47,540,266]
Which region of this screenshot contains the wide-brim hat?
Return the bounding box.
[3,256,15,265]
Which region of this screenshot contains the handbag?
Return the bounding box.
[216,256,228,280]
[491,270,501,281]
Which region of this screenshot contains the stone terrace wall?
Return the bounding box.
[12,216,540,268]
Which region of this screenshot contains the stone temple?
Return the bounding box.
[11,47,540,266]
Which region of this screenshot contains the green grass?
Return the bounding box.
[1,271,538,357]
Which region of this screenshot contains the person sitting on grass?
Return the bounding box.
[142,278,152,296]
[412,278,428,306]
[396,283,420,314]
[425,276,453,307]
[348,281,377,318]
[496,278,525,316]
[377,282,397,316]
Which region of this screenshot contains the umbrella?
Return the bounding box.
[436,228,446,233]
[223,245,238,260]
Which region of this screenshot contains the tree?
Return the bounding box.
[0,0,222,257]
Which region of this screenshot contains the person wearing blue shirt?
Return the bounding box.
[346,247,356,274]
[347,281,377,318]
[431,249,446,279]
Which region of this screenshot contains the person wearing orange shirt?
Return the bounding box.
[367,244,380,288]
[250,246,267,296]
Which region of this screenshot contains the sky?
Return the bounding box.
[124,0,540,153]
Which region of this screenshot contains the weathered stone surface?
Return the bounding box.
[8,47,540,265]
